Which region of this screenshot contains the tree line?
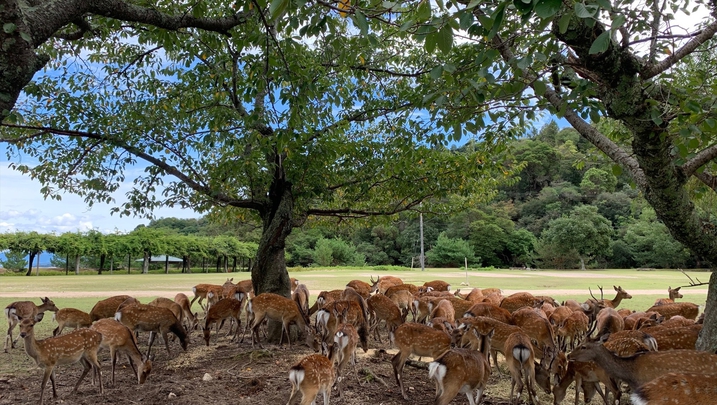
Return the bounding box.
[0,226,257,275]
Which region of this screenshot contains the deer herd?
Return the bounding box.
[3,276,713,405]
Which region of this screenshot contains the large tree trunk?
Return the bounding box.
[98,254,106,275]
[251,180,294,342]
[697,272,717,352]
[25,252,36,276]
[75,255,81,275]
[142,251,150,274]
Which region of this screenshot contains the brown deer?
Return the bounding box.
[459,316,523,370]
[90,318,152,385]
[246,293,311,348]
[385,283,420,297]
[369,275,403,294]
[500,292,541,313]
[308,289,343,315]
[346,280,372,299]
[631,372,717,405]
[290,277,300,293]
[147,297,184,327]
[655,315,694,328]
[387,289,415,321]
[392,322,453,400]
[552,359,621,405]
[428,329,493,405]
[511,307,558,367]
[174,293,198,331]
[190,283,223,311]
[504,331,540,405]
[52,308,92,336]
[624,311,663,330]
[287,353,335,405]
[603,337,654,356]
[591,285,632,309]
[329,306,360,399]
[646,302,700,320]
[464,302,513,324]
[420,280,451,292]
[653,286,683,306]
[568,340,717,390]
[555,310,590,351]
[293,284,311,316]
[429,299,456,326]
[366,293,403,343]
[648,324,701,350]
[115,303,188,357]
[315,300,368,352]
[594,307,625,337]
[89,295,134,321]
[4,297,59,352]
[203,297,244,345]
[19,317,103,404]
[454,288,484,302]
[606,329,658,352]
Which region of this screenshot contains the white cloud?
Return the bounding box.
[0,161,201,235]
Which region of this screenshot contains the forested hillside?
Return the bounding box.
[149,121,715,270]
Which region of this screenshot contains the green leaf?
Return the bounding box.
[436,25,453,54]
[611,164,622,176]
[416,0,431,21]
[459,11,474,30]
[425,31,437,53]
[575,3,596,18]
[534,0,561,18]
[443,63,456,73]
[651,108,664,125]
[705,118,716,128]
[589,30,611,54]
[19,31,31,43]
[595,0,611,9]
[558,12,572,33]
[268,0,289,21]
[354,11,369,35]
[533,80,546,96]
[611,15,626,29]
[3,23,16,34]
[513,0,534,15]
[430,65,443,79]
[488,3,506,39]
[688,138,700,148]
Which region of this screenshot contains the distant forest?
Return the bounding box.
[147,121,716,270]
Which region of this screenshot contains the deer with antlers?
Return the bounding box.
[369,275,403,294]
[19,317,103,404]
[4,297,59,352]
[90,318,152,385]
[345,280,372,299]
[366,293,403,343]
[428,329,493,405]
[589,285,632,309]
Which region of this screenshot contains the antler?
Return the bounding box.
[679,269,709,288]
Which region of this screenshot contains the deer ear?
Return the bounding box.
[487,328,495,338]
[598,333,610,343]
[614,285,618,291]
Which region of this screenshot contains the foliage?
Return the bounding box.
[621,209,693,268]
[312,238,365,267]
[539,205,613,268]
[426,232,478,268]
[0,250,28,272]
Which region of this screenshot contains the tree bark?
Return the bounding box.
[696,272,717,352]
[25,252,36,276]
[142,251,149,274]
[251,179,294,342]
[98,253,105,275]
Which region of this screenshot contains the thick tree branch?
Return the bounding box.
[641,21,717,79]
[1,124,264,211]
[682,144,717,177]
[695,171,717,192]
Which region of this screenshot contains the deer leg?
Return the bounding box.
[322,385,331,405]
[147,331,156,358]
[110,348,117,385]
[89,352,103,394]
[391,351,410,400]
[162,331,171,355]
[40,368,53,403]
[73,358,92,393]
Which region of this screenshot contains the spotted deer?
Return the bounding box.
[591,285,632,309]
[90,318,152,385]
[246,293,311,348]
[392,322,453,400]
[19,317,103,404]
[89,295,134,321]
[346,280,372,299]
[464,302,513,324]
[369,275,403,294]
[504,331,540,405]
[190,283,223,312]
[568,340,717,390]
[203,297,244,345]
[287,353,335,405]
[366,293,403,344]
[646,302,700,320]
[420,280,451,292]
[428,329,493,405]
[631,372,717,405]
[499,292,542,313]
[4,297,59,352]
[174,293,198,331]
[52,308,92,336]
[330,306,360,399]
[115,303,188,357]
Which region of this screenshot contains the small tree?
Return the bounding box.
[426,233,478,268]
[540,205,613,269]
[0,250,28,272]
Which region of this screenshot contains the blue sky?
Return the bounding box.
[0,160,201,235]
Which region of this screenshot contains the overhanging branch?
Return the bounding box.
[641,21,717,80]
[681,144,717,178]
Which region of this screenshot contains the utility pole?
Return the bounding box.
[419,207,425,272]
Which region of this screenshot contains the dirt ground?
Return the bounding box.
[0,319,640,405]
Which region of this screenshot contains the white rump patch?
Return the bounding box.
[114,312,122,321]
[630,393,647,405]
[289,369,305,387]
